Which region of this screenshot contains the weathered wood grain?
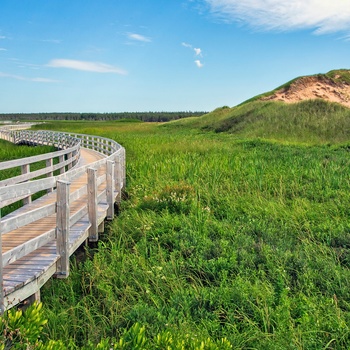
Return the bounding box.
[56,180,70,278]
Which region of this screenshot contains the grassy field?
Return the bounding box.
[1,100,350,349]
[0,140,57,216]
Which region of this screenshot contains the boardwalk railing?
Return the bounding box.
[0,130,81,197]
[0,125,126,312]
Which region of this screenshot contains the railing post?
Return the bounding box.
[122,148,126,189]
[87,167,98,241]
[58,155,65,174]
[56,180,70,278]
[115,155,122,203]
[106,160,115,220]
[46,158,54,193]
[67,152,73,170]
[21,164,32,205]
[0,214,3,314]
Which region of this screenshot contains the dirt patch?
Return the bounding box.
[261,76,350,108]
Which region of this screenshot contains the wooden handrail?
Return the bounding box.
[0,129,81,198]
[0,124,126,312]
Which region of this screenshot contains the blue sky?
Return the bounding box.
[1,0,350,113]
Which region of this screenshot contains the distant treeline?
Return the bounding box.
[0,111,207,122]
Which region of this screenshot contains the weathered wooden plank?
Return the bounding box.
[0,177,56,204]
[56,180,70,278]
[0,166,54,187]
[115,155,122,203]
[121,148,126,188]
[68,220,91,255]
[69,206,88,227]
[0,214,3,314]
[4,264,57,308]
[87,168,98,242]
[97,173,106,187]
[97,189,107,204]
[9,259,58,266]
[70,183,88,202]
[46,158,54,193]
[106,160,115,220]
[21,164,32,205]
[2,229,55,267]
[1,203,56,235]
[0,144,79,171]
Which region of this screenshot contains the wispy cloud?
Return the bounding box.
[204,0,350,34]
[127,33,151,42]
[0,72,60,83]
[0,48,7,51]
[47,59,127,74]
[182,42,192,48]
[182,42,204,67]
[41,39,62,44]
[0,36,6,39]
[182,42,203,56]
[194,59,204,68]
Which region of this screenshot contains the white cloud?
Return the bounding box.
[47,59,127,74]
[127,33,151,42]
[204,0,350,34]
[0,36,6,39]
[194,48,202,56]
[182,42,192,48]
[194,59,204,68]
[182,43,203,56]
[183,43,205,67]
[0,48,7,51]
[0,72,60,83]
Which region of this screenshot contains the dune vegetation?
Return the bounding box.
[1,97,350,349]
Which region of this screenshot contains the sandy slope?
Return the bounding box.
[261,75,350,108]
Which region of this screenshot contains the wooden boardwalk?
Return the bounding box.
[0,127,125,312]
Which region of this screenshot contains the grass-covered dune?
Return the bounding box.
[171,99,350,145]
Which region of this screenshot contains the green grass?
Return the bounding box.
[171,99,350,145]
[20,118,349,349]
[0,140,57,216]
[0,139,55,163]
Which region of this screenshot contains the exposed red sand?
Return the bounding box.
[261,75,350,108]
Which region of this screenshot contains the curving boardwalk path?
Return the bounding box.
[0,126,125,312]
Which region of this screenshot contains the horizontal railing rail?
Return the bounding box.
[0,124,126,312]
[0,129,81,196]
